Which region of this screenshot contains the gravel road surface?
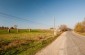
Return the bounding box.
[35,31,85,55]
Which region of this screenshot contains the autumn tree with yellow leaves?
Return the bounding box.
[74,19,85,32]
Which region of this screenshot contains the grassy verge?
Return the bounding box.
[18,32,61,55]
[75,31,85,36]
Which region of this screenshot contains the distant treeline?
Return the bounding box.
[0,26,9,29]
[0,26,17,29]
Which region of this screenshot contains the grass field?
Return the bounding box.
[0,29,61,55]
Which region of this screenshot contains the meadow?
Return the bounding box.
[0,29,61,55]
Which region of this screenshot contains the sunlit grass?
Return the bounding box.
[0,29,60,55]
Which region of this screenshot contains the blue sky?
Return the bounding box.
[0,0,85,29]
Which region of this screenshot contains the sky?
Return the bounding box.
[0,0,85,29]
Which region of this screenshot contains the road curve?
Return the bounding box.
[35,31,85,55]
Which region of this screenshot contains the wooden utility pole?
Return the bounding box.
[54,17,56,36]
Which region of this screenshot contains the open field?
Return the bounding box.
[0,29,52,34]
[0,29,61,55]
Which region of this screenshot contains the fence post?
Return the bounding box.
[8,28,10,33]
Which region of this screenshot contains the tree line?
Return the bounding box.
[0,25,18,33]
[0,25,17,29]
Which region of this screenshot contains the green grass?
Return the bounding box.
[0,29,53,34]
[0,29,61,55]
[18,34,61,55]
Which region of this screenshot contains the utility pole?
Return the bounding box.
[54,17,56,36]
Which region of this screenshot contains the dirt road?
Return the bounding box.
[35,31,85,55]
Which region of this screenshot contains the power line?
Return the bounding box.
[0,12,52,27]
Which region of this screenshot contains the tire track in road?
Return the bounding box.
[70,32,85,55]
[66,32,82,55]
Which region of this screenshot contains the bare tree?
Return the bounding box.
[14,25,17,29]
[14,25,19,33]
[59,25,68,32]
